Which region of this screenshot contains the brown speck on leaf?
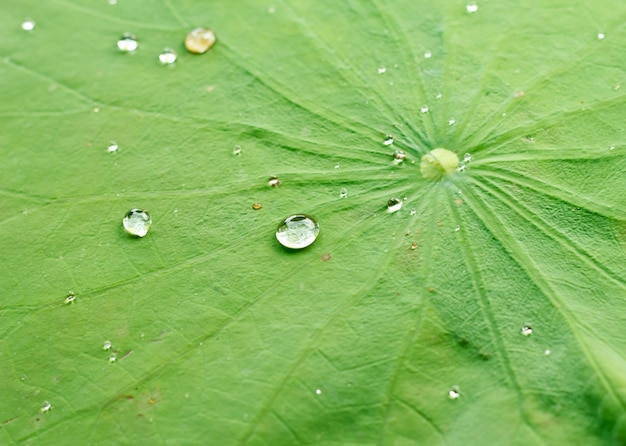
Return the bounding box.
[320,253,331,262]
[252,203,262,210]
[455,198,463,205]
[206,86,215,93]
[428,287,435,293]
[149,398,156,404]
[514,90,525,98]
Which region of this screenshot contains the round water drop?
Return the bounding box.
[109,352,117,363]
[41,401,52,413]
[315,389,322,395]
[107,141,119,153]
[466,3,478,13]
[424,50,432,59]
[268,176,281,187]
[159,48,177,64]
[463,153,472,163]
[123,209,152,237]
[185,27,216,54]
[521,325,533,336]
[103,340,112,351]
[339,187,348,198]
[21,18,36,31]
[276,214,320,249]
[387,197,403,213]
[410,242,418,250]
[448,386,460,399]
[232,145,242,156]
[544,349,551,356]
[117,33,138,52]
[383,135,394,146]
[334,163,340,169]
[597,33,605,40]
[377,66,387,74]
[64,292,76,304]
[393,150,406,163]
[448,118,456,126]
[420,105,429,113]
[454,225,461,232]
[457,162,466,172]
[409,209,416,216]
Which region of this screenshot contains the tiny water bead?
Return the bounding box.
[21,19,36,31]
[268,176,281,187]
[466,3,478,13]
[597,33,605,40]
[315,389,322,395]
[232,145,242,155]
[339,187,348,198]
[448,386,460,399]
[521,325,533,336]
[448,118,456,126]
[185,27,217,54]
[377,66,387,74]
[159,48,177,64]
[107,142,119,153]
[393,150,406,163]
[424,50,432,59]
[123,209,152,237]
[276,215,320,249]
[463,153,472,163]
[252,203,263,210]
[64,291,76,304]
[109,352,117,363]
[544,349,551,356]
[454,225,461,232]
[383,135,394,146]
[103,340,112,351]
[420,148,459,180]
[420,105,429,113]
[387,197,402,213]
[457,162,466,172]
[117,33,138,52]
[41,401,52,413]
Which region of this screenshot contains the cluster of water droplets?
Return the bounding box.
[456,153,473,172]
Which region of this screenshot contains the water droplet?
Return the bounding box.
[40,401,52,413]
[544,349,551,356]
[521,325,533,336]
[424,50,432,59]
[409,209,416,216]
[117,33,138,52]
[435,93,443,100]
[339,187,348,198]
[466,3,478,13]
[268,176,281,187]
[614,83,621,91]
[20,374,28,381]
[393,150,406,163]
[457,162,466,172]
[103,340,112,351]
[159,48,177,64]
[315,389,322,395]
[184,27,216,54]
[383,135,394,146]
[21,19,36,31]
[597,33,605,40]
[387,197,403,213]
[454,225,461,232]
[463,153,472,163]
[64,291,76,304]
[420,105,429,113]
[276,215,320,249]
[410,242,418,250]
[109,352,117,363]
[609,145,616,151]
[232,145,242,156]
[107,141,119,153]
[448,118,456,126]
[252,203,262,210]
[334,163,340,169]
[123,209,152,237]
[448,386,460,399]
[377,66,387,74]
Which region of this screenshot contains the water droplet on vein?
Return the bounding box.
[276,215,320,249]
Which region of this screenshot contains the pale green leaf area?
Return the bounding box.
[1,0,626,444]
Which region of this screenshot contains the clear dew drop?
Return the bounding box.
[232,145,242,156]
[41,401,52,413]
[315,389,322,395]
[123,209,152,237]
[377,66,387,74]
[454,225,461,232]
[339,187,348,198]
[448,386,460,399]
[276,214,320,249]
[457,161,466,172]
[103,340,112,351]
[20,374,28,381]
[424,50,432,59]
[544,349,551,356]
[420,105,429,113]
[268,176,281,187]
[383,134,394,146]
[21,19,36,31]
[463,153,472,163]
[159,48,177,64]
[597,33,605,40]
[107,141,119,153]
[448,118,456,126]
[109,352,117,363]
[387,197,403,213]
[521,325,533,336]
[409,209,417,216]
[184,27,217,54]
[393,149,406,163]
[436,92,443,100]
[466,3,478,13]
[117,33,138,52]
[64,291,76,304]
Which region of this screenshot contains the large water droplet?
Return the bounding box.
[383,135,394,146]
[448,386,460,399]
[21,19,36,31]
[184,27,217,54]
[103,340,112,351]
[159,48,177,64]
[117,33,138,52]
[107,141,119,153]
[420,148,459,180]
[276,215,320,249]
[41,401,52,413]
[466,3,478,13]
[123,209,152,237]
[521,325,533,336]
[232,145,242,156]
[387,198,403,213]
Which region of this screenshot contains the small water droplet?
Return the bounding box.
[457,162,466,172]
[448,118,456,126]
[521,325,533,336]
[424,50,432,59]
[315,389,322,395]
[159,48,177,64]
[387,197,403,213]
[334,163,340,169]
[448,386,460,399]
[466,3,478,13]
[252,203,262,210]
[40,401,52,413]
[393,150,406,163]
[20,374,28,381]
[409,209,417,216]
[232,145,242,155]
[410,242,418,250]
[64,291,76,304]
[609,145,616,151]
[109,352,117,363]
[597,33,605,40]
[383,135,394,146]
[21,19,36,31]
[436,93,443,100]
[103,340,112,351]
[339,187,348,198]
[184,27,216,54]
[463,153,472,163]
[123,209,152,237]
[276,215,320,249]
[420,105,429,113]
[117,33,138,52]
[454,225,461,232]
[377,66,387,74]
[614,83,621,91]
[268,176,281,187]
[107,141,119,153]
[544,349,551,356]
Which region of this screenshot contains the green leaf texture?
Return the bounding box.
[1,0,625,444]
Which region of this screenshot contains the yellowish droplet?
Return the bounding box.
[252,203,262,210]
[185,27,217,54]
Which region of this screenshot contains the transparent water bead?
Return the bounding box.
[109,352,117,363]
[387,197,402,213]
[107,141,119,153]
[456,162,466,172]
[117,33,138,52]
[377,66,387,74]
[383,135,394,146]
[424,50,432,59]
[232,145,242,156]
[393,150,406,163]
[41,401,52,413]
[21,19,36,31]
[159,48,177,64]
[268,176,281,187]
[339,187,348,198]
[103,340,112,351]
[185,27,217,54]
[276,214,320,249]
[64,291,76,304]
[123,209,152,237]
[448,386,460,399]
[466,3,478,13]
[420,105,429,113]
[315,389,322,395]
[463,153,472,163]
[448,118,456,126]
[521,325,533,336]
[597,33,605,40]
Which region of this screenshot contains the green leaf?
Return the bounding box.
[1,0,625,444]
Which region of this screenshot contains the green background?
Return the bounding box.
[1,0,625,444]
